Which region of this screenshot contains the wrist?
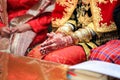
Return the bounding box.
[70,32,79,44]
[64,35,74,45]
[17,24,32,32]
[56,32,66,37]
[24,23,32,30]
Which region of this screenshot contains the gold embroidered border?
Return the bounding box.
[52,0,78,27]
[91,0,117,32]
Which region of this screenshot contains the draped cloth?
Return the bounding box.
[0,0,55,56]
[0,52,68,80]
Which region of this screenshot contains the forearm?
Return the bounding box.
[20,23,32,31]
[55,22,97,44]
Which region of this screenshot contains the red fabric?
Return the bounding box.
[98,0,120,26]
[0,22,5,27]
[52,2,66,20]
[29,31,47,47]
[27,45,86,65]
[28,12,52,33]
[28,12,52,47]
[27,45,43,59]
[89,40,120,65]
[7,0,52,47]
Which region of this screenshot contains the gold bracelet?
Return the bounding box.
[73,31,83,42]
[70,32,79,44]
[56,23,74,35]
[73,28,92,43]
[85,27,96,37]
[78,28,92,42]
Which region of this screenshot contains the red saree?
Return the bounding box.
[0,0,55,55]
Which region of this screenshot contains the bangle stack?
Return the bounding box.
[56,23,75,35]
[71,27,95,43]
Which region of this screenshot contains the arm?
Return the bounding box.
[40,22,97,54]
[0,21,11,37]
[11,13,52,33]
[56,22,96,44]
[10,0,55,33]
[40,0,98,54]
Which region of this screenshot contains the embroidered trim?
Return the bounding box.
[91,0,117,32]
[52,0,78,27]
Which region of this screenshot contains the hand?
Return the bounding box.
[40,32,65,48]
[11,23,32,33]
[0,5,3,16]
[0,27,11,37]
[40,32,73,54]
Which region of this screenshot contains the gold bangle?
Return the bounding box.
[73,28,92,43]
[79,28,92,42]
[70,27,93,44]
[74,30,83,42]
[56,23,74,35]
[85,27,96,37]
[70,32,79,44]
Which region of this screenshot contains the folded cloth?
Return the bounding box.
[90,40,120,64]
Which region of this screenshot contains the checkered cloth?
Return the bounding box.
[89,40,120,64]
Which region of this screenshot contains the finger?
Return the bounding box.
[40,39,50,46]
[43,43,58,51]
[3,28,11,34]
[48,43,58,50]
[40,43,57,54]
[41,39,55,47]
[40,47,51,54]
[47,32,55,38]
[11,27,18,33]
[40,48,47,54]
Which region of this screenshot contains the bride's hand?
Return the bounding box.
[40,32,73,54]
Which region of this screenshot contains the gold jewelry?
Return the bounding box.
[71,27,93,43]
[56,23,74,35]
[85,27,96,37]
[70,32,80,44]
[78,28,91,42]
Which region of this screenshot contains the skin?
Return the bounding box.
[39,0,91,54]
[0,23,32,37]
[40,32,73,54]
